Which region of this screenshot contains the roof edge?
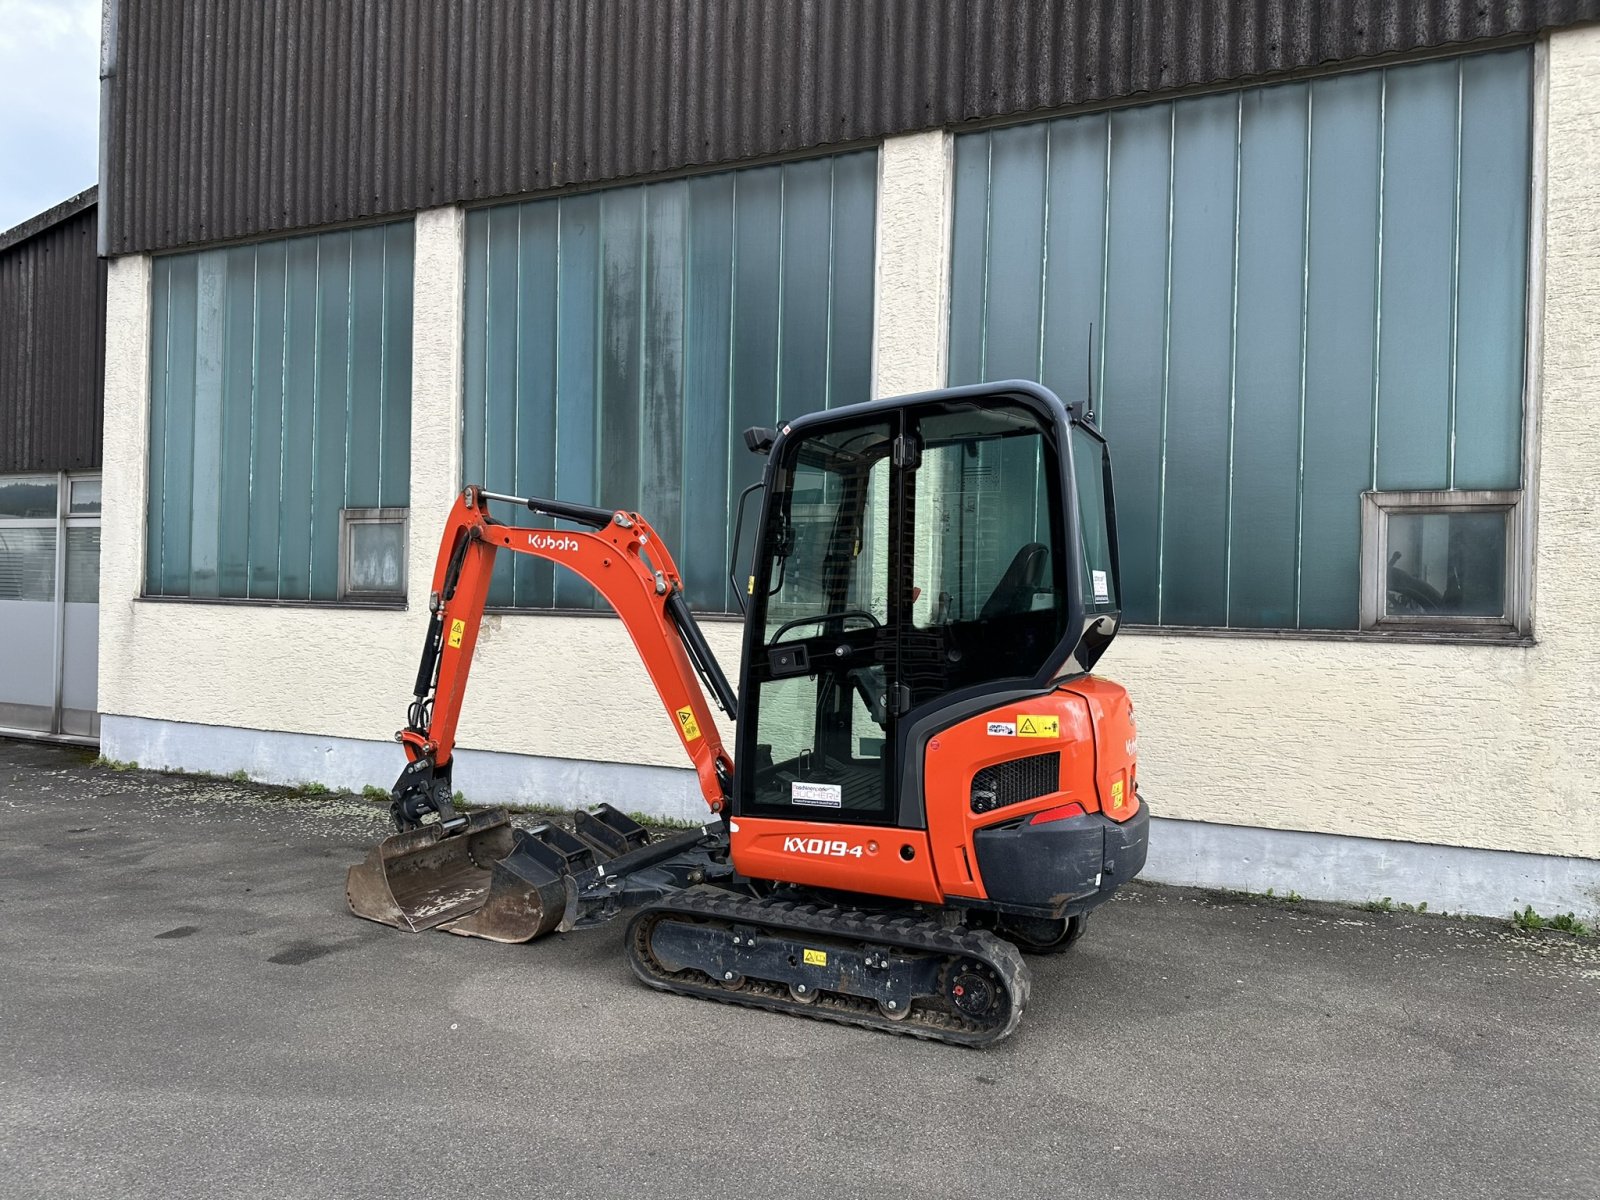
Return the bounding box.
[0,186,99,256]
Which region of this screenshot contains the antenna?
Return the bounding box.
[1085,323,1097,422]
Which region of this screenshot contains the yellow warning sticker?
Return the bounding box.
[803,948,828,967]
[447,618,466,649]
[1016,714,1060,738]
[1111,779,1125,810]
[675,706,702,742]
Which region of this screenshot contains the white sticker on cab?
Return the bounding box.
[986,721,1016,737]
[791,781,843,808]
[1092,569,1110,603]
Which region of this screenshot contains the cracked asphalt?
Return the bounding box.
[1,737,1596,1200]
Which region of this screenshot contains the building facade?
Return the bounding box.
[0,189,105,741]
[93,1,1600,916]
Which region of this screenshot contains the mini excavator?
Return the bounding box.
[346,381,1149,1046]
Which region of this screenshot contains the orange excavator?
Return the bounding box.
[346,381,1148,1045]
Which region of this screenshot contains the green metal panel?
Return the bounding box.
[1299,70,1383,631]
[146,221,415,600]
[1230,82,1310,630]
[948,49,1531,630]
[246,241,287,598]
[463,149,879,613]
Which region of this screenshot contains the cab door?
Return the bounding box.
[737,415,903,826]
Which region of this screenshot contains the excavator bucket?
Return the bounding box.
[345,807,573,943]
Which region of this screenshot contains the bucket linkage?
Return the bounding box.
[346,800,727,943]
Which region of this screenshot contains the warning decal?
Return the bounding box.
[1016,714,1060,739]
[447,619,466,649]
[803,948,828,967]
[1111,779,1126,810]
[675,706,702,742]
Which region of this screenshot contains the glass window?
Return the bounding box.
[0,527,56,601]
[1384,511,1506,619]
[339,509,407,599]
[1360,491,1524,634]
[905,403,1068,699]
[69,479,102,515]
[763,431,892,641]
[462,150,879,614]
[1072,426,1118,615]
[65,527,100,604]
[750,420,895,820]
[0,479,58,519]
[949,48,1531,632]
[146,223,414,601]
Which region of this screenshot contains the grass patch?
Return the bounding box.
[628,811,702,831]
[1513,905,1592,936]
[298,781,332,797]
[361,785,390,802]
[92,756,140,772]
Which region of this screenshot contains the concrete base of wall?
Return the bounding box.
[103,714,1600,919]
[1146,816,1600,921]
[100,714,710,821]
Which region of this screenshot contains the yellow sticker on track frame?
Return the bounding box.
[447,618,466,649]
[803,948,828,967]
[1016,714,1060,738]
[675,706,702,742]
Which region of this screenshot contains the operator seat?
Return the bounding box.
[980,542,1049,621]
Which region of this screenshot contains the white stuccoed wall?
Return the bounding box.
[99,32,1600,907]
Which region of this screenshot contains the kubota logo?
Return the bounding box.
[783,836,864,859]
[528,532,580,553]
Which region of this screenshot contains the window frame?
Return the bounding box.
[338,507,409,601]
[1358,489,1527,638]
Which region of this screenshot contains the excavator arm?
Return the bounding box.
[388,485,736,833]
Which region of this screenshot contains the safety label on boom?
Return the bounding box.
[675,707,702,742]
[447,619,466,649]
[1016,714,1060,739]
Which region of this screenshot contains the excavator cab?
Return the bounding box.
[347,380,1142,1045]
[736,383,1119,829]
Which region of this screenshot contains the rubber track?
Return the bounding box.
[625,885,1032,1048]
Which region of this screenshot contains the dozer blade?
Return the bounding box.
[345,807,571,942]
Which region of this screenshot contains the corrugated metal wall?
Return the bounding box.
[0,197,106,472]
[948,47,1533,631]
[101,0,1600,256]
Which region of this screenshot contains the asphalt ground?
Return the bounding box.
[1,738,1596,1200]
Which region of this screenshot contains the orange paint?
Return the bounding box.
[730,817,943,904]
[918,676,1140,901]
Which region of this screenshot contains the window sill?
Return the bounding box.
[483,605,745,622]
[1121,623,1535,649]
[138,594,408,612]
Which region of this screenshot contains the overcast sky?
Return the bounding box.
[0,0,101,233]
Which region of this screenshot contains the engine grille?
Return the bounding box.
[970,752,1061,815]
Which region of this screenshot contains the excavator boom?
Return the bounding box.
[346,485,736,941]
[396,486,734,823]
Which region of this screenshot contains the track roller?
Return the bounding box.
[625,886,1030,1047]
